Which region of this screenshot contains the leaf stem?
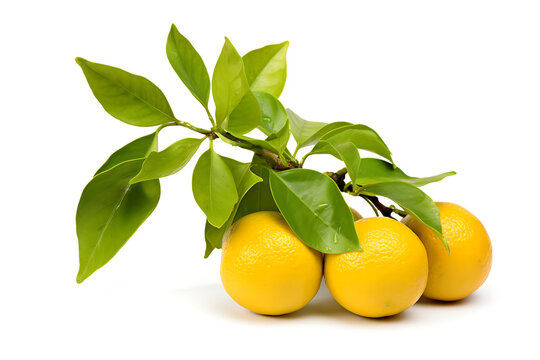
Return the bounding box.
[173,118,215,137]
[360,195,380,216]
[299,152,311,167]
[325,167,400,219]
[389,205,408,217]
[204,107,216,127]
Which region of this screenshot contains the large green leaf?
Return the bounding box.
[353,158,456,187]
[309,124,393,163]
[75,58,175,126]
[318,140,362,184]
[204,159,263,253]
[360,182,448,251]
[130,137,205,183]
[192,149,238,228]
[255,91,288,135]
[243,41,289,98]
[227,91,261,135]
[269,169,361,253]
[287,109,351,151]
[95,133,158,176]
[212,38,260,134]
[76,159,160,283]
[166,24,210,109]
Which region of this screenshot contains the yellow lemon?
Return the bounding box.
[220,211,323,315]
[402,202,492,301]
[324,217,428,318]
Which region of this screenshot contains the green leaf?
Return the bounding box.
[204,158,263,251]
[216,116,291,160]
[309,124,393,163]
[287,109,350,150]
[255,91,288,135]
[243,41,289,98]
[75,58,175,126]
[95,133,158,176]
[212,38,260,134]
[76,159,160,283]
[269,169,361,254]
[353,158,456,187]
[235,118,291,156]
[166,24,210,109]
[204,238,215,258]
[227,90,261,135]
[235,165,279,217]
[192,149,238,228]
[318,140,362,184]
[360,182,448,251]
[130,137,205,183]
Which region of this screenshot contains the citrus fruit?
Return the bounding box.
[402,202,492,301]
[220,211,323,315]
[324,217,428,318]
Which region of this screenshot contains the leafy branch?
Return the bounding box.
[74,24,454,283]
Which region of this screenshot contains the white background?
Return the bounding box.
[1,0,539,358]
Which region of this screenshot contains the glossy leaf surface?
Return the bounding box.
[354,158,456,187]
[204,159,262,252]
[76,159,160,283]
[269,169,361,253]
[255,91,288,135]
[192,149,238,228]
[212,38,259,134]
[243,41,289,98]
[166,24,210,108]
[310,124,393,163]
[227,91,261,135]
[76,58,174,126]
[130,137,205,183]
[318,140,362,184]
[287,109,350,150]
[360,182,448,251]
[95,133,158,176]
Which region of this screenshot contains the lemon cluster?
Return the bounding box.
[220,203,492,317]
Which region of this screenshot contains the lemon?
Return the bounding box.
[324,217,428,317]
[220,211,323,315]
[402,202,492,301]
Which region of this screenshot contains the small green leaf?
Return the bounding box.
[204,158,263,250]
[235,165,279,217]
[227,90,261,135]
[309,124,393,163]
[360,182,448,251]
[233,118,291,156]
[75,58,175,126]
[353,158,456,187]
[255,91,288,135]
[204,238,215,258]
[167,24,210,109]
[287,109,351,150]
[192,149,238,228]
[212,38,260,134]
[318,140,362,184]
[130,137,205,183]
[269,169,361,254]
[95,133,158,176]
[76,159,160,283]
[243,41,289,98]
